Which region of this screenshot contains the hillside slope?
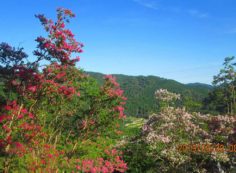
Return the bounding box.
[87,72,212,117]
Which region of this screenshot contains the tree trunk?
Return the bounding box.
[231,101,233,115]
[3,159,9,173]
[227,103,230,114]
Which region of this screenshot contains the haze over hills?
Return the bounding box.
[87,71,212,117]
[186,83,213,89]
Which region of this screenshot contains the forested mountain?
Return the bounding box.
[87,72,212,117]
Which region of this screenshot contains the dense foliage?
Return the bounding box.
[0,8,127,172]
[88,72,212,117]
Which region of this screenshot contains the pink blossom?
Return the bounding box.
[90,167,97,173]
[101,167,109,173]
[0,115,6,123]
[28,113,34,119]
[17,114,24,119]
[28,86,37,93]
[15,142,23,148]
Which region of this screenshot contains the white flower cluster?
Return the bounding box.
[146,132,171,144]
[140,103,235,169]
[129,88,236,172]
[155,89,181,102]
[211,151,230,162]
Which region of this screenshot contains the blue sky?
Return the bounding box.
[1,0,236,84]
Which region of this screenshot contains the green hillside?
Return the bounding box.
[87,72,212,117]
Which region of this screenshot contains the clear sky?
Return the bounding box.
[1,0,236,84]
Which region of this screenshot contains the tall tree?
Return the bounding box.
[207,56,236,114]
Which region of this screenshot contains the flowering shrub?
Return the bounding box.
[155,88,181,102]
[0,101,40,152]
[0,8,127,172]
[34,8,83,66]
[0,101,48,172]
[155,88,181,110]
[74,149,127,173]
[123,90,236,173]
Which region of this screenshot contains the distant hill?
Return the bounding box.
[186,83,213,89]
[87,72,212,117]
